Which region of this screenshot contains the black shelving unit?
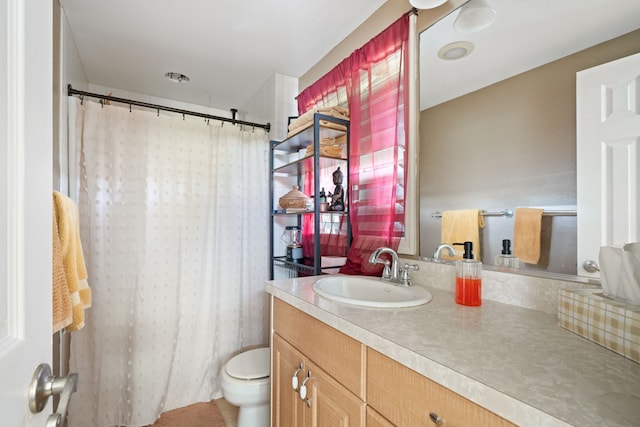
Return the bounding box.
[269,113,351,279]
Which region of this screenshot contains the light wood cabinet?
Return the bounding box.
[367,348,517,427]
[271,298,517,427]
[272,298,365,426]
[272,333,305,426]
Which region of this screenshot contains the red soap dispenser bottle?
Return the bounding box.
[453,241,482,306]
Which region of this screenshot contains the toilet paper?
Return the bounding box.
[599,243,640,304]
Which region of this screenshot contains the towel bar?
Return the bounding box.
[541,210,577,216]
[431,209,577,218]
[431,209,513,218]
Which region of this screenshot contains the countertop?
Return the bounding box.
[265,276,640,427]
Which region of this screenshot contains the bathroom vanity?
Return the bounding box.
[266,275,640,426]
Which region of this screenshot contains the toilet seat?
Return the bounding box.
[225,347,270,380]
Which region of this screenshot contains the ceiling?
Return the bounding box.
[59,0,387,111]
[60,0,640,113]
[420,0,640,109]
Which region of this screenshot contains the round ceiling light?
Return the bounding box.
[164,72,190,83]
[453,0,497,33]
[409,0,448,9]
[437,41,474,60]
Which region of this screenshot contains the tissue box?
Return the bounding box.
[600,243,640,304]
[558,288,640,364]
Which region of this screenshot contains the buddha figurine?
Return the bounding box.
[328,167,345,211]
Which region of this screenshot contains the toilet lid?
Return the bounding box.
[226,347,270,380]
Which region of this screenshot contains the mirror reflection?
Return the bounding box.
[418,0,640,277]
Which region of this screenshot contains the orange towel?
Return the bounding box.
[513,207,544,264]
[440,209,485,261]
[52,203,72,333]
[53,191,91,331]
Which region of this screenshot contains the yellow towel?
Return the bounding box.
[440,209,485,261]
[52,204,72,333]
[53,191,91,331]
[513,207,544,264]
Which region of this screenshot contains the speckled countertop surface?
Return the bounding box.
[265,276,640,427]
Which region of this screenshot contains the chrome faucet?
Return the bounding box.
[368,247,419,286]
[434,244,456,259]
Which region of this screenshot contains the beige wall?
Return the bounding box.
[299,0,467,91]
[419,29,640,273]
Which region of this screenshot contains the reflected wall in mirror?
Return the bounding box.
[418,0,640,278]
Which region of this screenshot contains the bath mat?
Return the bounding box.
[145,400,227,427]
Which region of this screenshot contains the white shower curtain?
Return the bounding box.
[67,99,270,427]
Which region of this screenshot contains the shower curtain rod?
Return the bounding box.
[67,84,271,132]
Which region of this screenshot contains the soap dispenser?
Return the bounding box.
[453,241,482,306]
[495,239,519,268]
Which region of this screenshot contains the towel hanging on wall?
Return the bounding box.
[53,191,92,332]
[52,204,72,333]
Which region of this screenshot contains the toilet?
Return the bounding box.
[220,347,270,427]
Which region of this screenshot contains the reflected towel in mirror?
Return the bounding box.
[440,209,485,261]
[513,207,543,264]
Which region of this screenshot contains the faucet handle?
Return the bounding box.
[401,263,419,272]
[399,263,419,285]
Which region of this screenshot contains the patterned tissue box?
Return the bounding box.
[558,288,640,364]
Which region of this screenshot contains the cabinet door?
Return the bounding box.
[303,358,366,427]
[272,334,305,427]
[273,298,366,399]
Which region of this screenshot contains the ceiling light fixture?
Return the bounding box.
[409,0,447,9]
[438,41,474,60]
[453,0,497,33]
[164,72,190,83]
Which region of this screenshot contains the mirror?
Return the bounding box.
[417,0,640,278]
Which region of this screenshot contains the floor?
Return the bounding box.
[145,398,238,427]
[215,398,239,427]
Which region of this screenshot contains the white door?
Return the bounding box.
[0,0,54,425]
[577,52,640,277]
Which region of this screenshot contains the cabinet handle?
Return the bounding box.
[291,363,303,391]
[429,412,442,426]
[299,371,312,407]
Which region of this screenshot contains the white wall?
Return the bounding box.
[241,73,298,141]
[241,74,299,279]
[56,2,88,194]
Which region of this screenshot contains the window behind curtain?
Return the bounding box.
[297,14,410,275]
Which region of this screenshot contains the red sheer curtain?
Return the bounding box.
[297,14,409,275]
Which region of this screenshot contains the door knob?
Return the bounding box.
[28,364,79,427]
[583,260,600,273]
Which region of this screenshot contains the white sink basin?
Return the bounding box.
[312,275,432,308]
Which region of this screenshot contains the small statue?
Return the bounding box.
[328,167,345,211]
